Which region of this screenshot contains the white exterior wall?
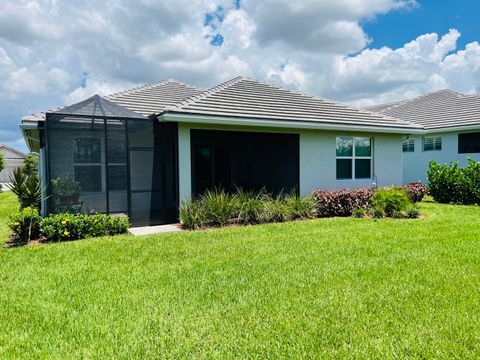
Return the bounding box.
[178,123,403,202]
[403,131,480,183]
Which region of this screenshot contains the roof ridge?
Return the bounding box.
[106,79,204,99]
[165,76,246,110]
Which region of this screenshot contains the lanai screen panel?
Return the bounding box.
[47,115,109,214]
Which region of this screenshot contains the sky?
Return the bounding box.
[1,0,480,152]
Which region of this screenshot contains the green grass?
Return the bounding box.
[0,191,18,243]
[0,192,480,358]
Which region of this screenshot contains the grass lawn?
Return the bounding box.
[0,192,479,358]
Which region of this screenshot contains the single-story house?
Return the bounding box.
[21,77,423,226]
[0,144,26,184]
[365,90,480,183]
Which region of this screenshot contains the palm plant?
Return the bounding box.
[9,167,41,210]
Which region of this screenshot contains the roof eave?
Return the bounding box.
[159,112,425,134]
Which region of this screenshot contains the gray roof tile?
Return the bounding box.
[365,89,480,130]
[166,77,421,130]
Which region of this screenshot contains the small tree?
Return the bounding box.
[23,152,39,177]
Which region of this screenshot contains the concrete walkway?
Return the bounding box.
[129,224,182,236]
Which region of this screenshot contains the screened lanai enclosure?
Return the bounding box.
[45,95,178,226]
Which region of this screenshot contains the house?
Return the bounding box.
[0,144,26,184]
[21,77,422,226]
[365,90,480,183]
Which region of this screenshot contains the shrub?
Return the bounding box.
[261,199,289,223]
[352,208,366,218]
[427,159,480,205]
[9,167,41,209]
[371,188,411,217]
[392,210,404,219]
[232,188,269,225]
[372,207,385,218]
[51,177,84,213]
[40,213,129,242]
[200,189,234,227]
[8,207,41,243]
[23,152,39,177]
[179,201,206,230]
[406,204,421,219]
[283,192,317,220]
[313,188,373,217]
[403,182,428,203]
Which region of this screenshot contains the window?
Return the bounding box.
[458,132,480,153]
[336,136,372,180]
[74,138,101,163]
[74,137,102,192]
[423,135,442,151]
[402,136,415,152]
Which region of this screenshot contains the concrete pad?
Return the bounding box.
[129,224,182,236]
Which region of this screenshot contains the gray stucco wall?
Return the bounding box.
[403,131,480,183]
[178,123,403,202]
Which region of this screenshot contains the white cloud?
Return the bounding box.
[2,0,480,152]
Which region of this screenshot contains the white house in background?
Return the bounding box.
[365,90,480,183]
[0,144,26,183]
[21,77,423,226]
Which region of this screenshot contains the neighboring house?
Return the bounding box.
[0,144,26,183]
[21,77,422,226]
[365,90,480,183]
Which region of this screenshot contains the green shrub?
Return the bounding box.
[179,201,206,230]
[372,207,385,218]
[40,213,129,242]
[200,189,234,227]
[233,188,269,225]
[284,192,317,220]
[8,207,41,243]
[51,177,84,213]
[261,199,289,223]
[372,188,411,217]
[23,152,39,177]
[9,167,41,209]
[427,159,480,205]
[406,204,421,219]
[392,210,404,219]
[352,208,366,218]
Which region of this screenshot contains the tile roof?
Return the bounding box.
[364,89,480,130]
[22,79,205,121]
[165,77,421,130]
[105,79,205,116]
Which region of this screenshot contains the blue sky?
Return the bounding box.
[364,0,480,49]
[1,0,480,153]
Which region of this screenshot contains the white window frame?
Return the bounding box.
[402,135,415,153]
[336,136,373,180]
[423,135,442,152]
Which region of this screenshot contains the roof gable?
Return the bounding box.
[165,77,421,130]
[0,144,26,159]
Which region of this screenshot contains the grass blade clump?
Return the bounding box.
[201,189,234,227]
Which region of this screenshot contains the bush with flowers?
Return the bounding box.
[39,213,130,242]
[8,207,41,244]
